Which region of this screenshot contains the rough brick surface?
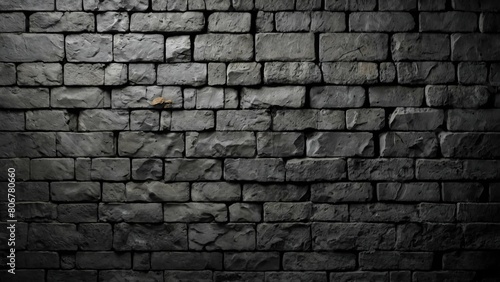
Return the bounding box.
[0,2,498,281]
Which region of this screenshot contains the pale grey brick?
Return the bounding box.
[165,36,191,62]
[78,110,129,131]
[225,158,285,182]
[97,12,129,32]
[264,62,321,84]
[241,86,305,108]
[26,110,77,131]
[227,63,262,85]
[0,133,56,157]
[346,108,385,130]
[425,85,490,108]
[256,11,274,32]
[420,12,477,32]
[118,132,183,157]
[17,63,62,86]
[66,34,112,62]
[52,87,110,108]
[205,0,231,10]
[0,13,25,32]
[168,0,189,10]
[275,12,311,32]
[311,12,346,32]
[286,158,346,181]
[131,12,204,32]
[311,182,372,202]
[188,0,205,10]
[171,110,215,131]
[0,87,49,109]
[164,203,227,222]
[379,0,416,10]
[458,63,487,85]
[105,63,128,85]
[217,110,271,131]
[256,33,315,61]
[0,34,64,62]
[224,88,239,109]
[31,158,75,180]
[322,62,378,84]
[130,110,160,131]
[369,86,424,107]
[232,0,254,10]
[350,12,415,32]
[296,0,321,10]
[0,0,54,10]
[389,108,444,131]
[255,0,294,10]
[57,132,114,157]
[380,62,396,83]
[57,0,83,10]
[186,132,256,157]
[325,0,376,11]
[126,182,189,202]
[257,132,304,157]
[348,158,414,181]
[320,33,388,61]
[273,109,345,131]
[183,89,196,109]
[392,33,449,61]
[158,63,207,86]
[452,34,500,61]
[208,63,226,85]
[192,182,241,202]
[30,12,94,32]
[310,86,365,108]
[131,159,163,180]
[165,159,222,181]
[114,34,164,62]
[209,12,251,32]
[0,63,16,85]
[112,86,182,109]
[397,62,455,84]
[129,64,156,85]
[307,132,373,157]
[83,0,149,11]
[64,64,105,85]
[91,158,131,181]
[195,34,253,62]
[195,87,225,109]
[0,111,24,131]
[380,132,438,157]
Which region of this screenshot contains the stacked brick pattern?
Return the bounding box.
[1,0,500,281]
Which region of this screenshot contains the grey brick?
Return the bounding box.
[105,63,128,85]
[217,110,271,131]
[30,12,94,32]
[480,13,500,32]
[379,0,416,10]
[229,203,262,222]
[257,132,304,157]
[113,223,187,250]
[189,223,255,250]
[243,184,308,202]
[0,13,25,32]
[17,63,62,86]
[152,252,222,270]
[225,252,279,271]
[0,34,64,62]
[452,34,500,61]
[0,63,16,85]
[57,0,83,10]
[91,158,130,181]
[351,203,419,222]
[256,11,274,32]
[331,272,388,281]
[310,86,365,108]
[426,85,490,108]
[58,203,97,223]
[114,34,164,62]
[79,110,129,131]
[165,36,191,62]
[389,108,444,131]
[447,109,500,131]
[187,132,255,157]
[255,0,294,11]
[360,251,433,270]
[286,158,346,181]
[380,132,438,157]
[102,183,126,202]
[325,0,376,11]
[75,158,91,181]
[129,64,156,85]
[296,0,321,10]
[112,86,182,108]
[26,110,76,131]
[97,12,129,32]
[397,62,455,84]
[0,0,54,10]
[307,132,374,157]
[420,12,477,32]
[440,132,500,158]
[396,223,462,251]
[458,62,487,85]
[256,33,315,61]
[66,34,112,62]
[240,87,304,109]
[131,159,163,180]
[158,63,207,86]
[64,63,104,85]
[31,158,74,180]
[348,158,414,181]
[322,62,378,84]
[273,109,345,131]
[164,203,227,222]
[17,202,57,222]
[192,182,241,202]
[227,63,262,85]
[165,159,222,181]
[264,62,321,84]
[171,110,215,131]
[99,203,162,222]
[392,33,449,61]
[442,182,484,202]
[118,132,184,157]
[257,223,311,250]
[209,63,227,85]
[126,181,189,202]
[418,203,456,222]
[130,110,160,131]
[232,0,254,10]
[0,159,30,181]
[377,182,440,202]
[267,272,327,282]
[0,111,24,131]
[133,253,150,270]
[0,182,48,201]
[320,33,388,61]
[76,252,131,269]
[99,271,163,281]
[195,87,225,109]
[275,12,311,32]
[130,12,204,32]
[188,0,205,9]
[311,182,372,202]
[350,12,415,32]
[416,159,500,180]
[443,251,500,270]
[28,223,79,250]
[346,108,385,130]
[312,204,348,222]
[83,0,149,10]
[380,62,396,83]
[51,182,100,202]
[283,252,356,271]
[225,158,285,182]
[209,12,251,32]
[205,0,231,10]
[0,132,55,157]
[311,12,346,32]
[369,86,424,107]
[57,132,114,157]
[195,34,253,62]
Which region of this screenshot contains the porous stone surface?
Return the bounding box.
[1,2,499,280]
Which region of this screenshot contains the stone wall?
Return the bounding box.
[1,0,500,281]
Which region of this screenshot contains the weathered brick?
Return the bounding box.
[0,0,55,10]
[187,132,255,157]
[129,64,156,85]
[458,203,500,222]
[312,204,349,222]
[322,62,378,84]
[348,158,414,180]
[0,63,16,85]
[243,184,308,202]
[28,223,80,250]
[57,132,114,157]
[241,87,305,108]
[273,109,345,131]
[452,0,500,12]
[412,271,476,282]
[91,158,131,181]
[225,158,285,182]
[0,159,30,181]
[418,203,456,222]
[447,109,500,131]
[325,0,376,11]
[208,63,226,85]
[189,223,255,250]
[426,85,490,108]
[83,0,149,10]
[275,12,311,32]
[257,223,311,250]
[118,132,183,157]
[130,12,204,32]
[30,12,94,32]
[64,63,105,85]
[164,203,227,222]
[311,12,346,32]
[440,132,500,158]
[442,182,484,202]
[419,0,446,10]
[16,202,57,222]
[256,11,274,32]
[114,223,187,250]
[217,110,271,131]
[131,159,163,180]
[380,0,416,10]
[458,62,488,85]
[0,34,64,62]
[165,159,222,181]
[229,203,262,222]
[0,132,55,158]
[311,182,372,202]
[256,33,315,61]
[377,182,440,202]
[464,223,500,249]
[420,12,477,32]
[192,182,241,202]
[346,108,385,130]
[443,251,500,270]
[225,252,279,271]
[76,252,131,269]
[416,159,500,180]
[31,158,74,180]
[194,87,225,109]
[26,110,76,131]
[283,252,356,270]
[126,181,189,202]
[380,132,438,157]
[350,12,415,32]
[99,203,162,222]
[105,63,128,85]
[310,86,365,108]
[480,13,500,32]
[151,252,222,270]
[114,34,164,62]
[195,34,253,61]
[359,251,433,270]
[51,182,101,202]
[286,158,346,181]
[452,34,500,61]
[264,62,321,84]
[331,272,389,282]
[389,108,444,131]
[17,63,63,86]
[209,12,251,32]
[397,62,455,84]
[264,202,311,222]
[97,12,129,32]
[257,132,304,157]
[171,110,215,131]
[392,33,449,61]
[130,110,160,131]
[307,132,374,157]
[158,63,207,86]
[255,0,294,11]
[58,203,98,223]
[369,86,424,107]
[320,33,388,61]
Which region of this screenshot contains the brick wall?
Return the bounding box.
[1,0,500,281]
